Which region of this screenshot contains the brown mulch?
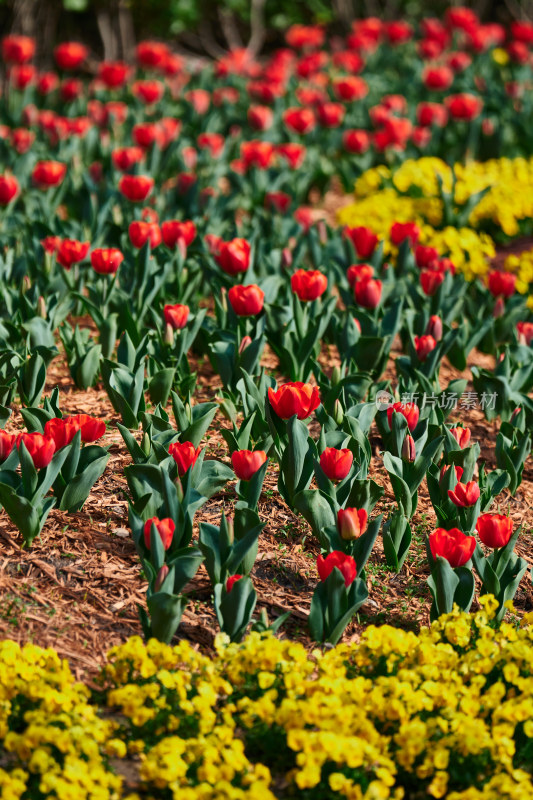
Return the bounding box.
[0,330,532,679]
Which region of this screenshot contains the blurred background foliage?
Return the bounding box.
[0,0,532,62]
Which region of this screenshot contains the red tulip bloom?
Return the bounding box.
[333,76,368,102]
[111,146,144,172]
[265,192,291,215]
[54,42,88,70]
[118,175,154,202]
[32,161,67,189]
[487,271,516,298]
[67,414,106,442]
[186,89,210,114]
[136,40,169,69]
[317,102,345,128]
[231,449,267,481]
[402,435,416,462]
[283,107,316,134]
[17,432,55,469]
[132,122,164,150]
[445,94,483,121]
[143,517,175,550]
[448,480,480,507]
[98,61,130,89]
[41,236,61,255]
[429,527,475,567]
[387,402,419,432]
[268,382,320,420]
[449,426,471,448]
[354,277,382,309]
[344,226,379,259]
[423,66,454,91]
[228,284,265,316]
[320,448,354,482]
[197,132,224,158]
[390,221,420,247]
[9,64,35,89]
[517,321,533,346]
[277,143,306,170]
[37,72,59,95]
[317,551,357,586]
[128,221,161,249]
[426,315,443,342]
[164,304,189,330]
[476,513,513,549]
[168,441,201,476]
[44,417,79,449]
[226,574,243,592]
[2,35,35,63]
[385,20,413,44]
[417,102,448,128]
[132,80,164,105]
[248,105,273,131]
[420,269,445,296]
[414,334,437,362]
[0,430,16,462]
[415,245,439,268]
[56,239,90,269]
[439,465,464,485]
[161,220,196,250]
[347,263,374,288]
[215,238,251,276]
[240,140,275,171]
[291,269,327,302]
[91,248,124,275]
[0,174,19,205]
[343,129,371,154]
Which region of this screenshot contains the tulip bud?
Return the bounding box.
[333,398,344,426]
[425,314,442,342]
[164,322,174,346]
[239,335,252,354]
[175,475,184,502]
[493,297,505,318]
[184,402,192,421]
[317,220,327,244]
[37,296,47,319]
[21,276,31,294]
[510,406,522,424]
[401,435,416,462]
[141,431,151,456]
[220,287,227,313]
[282,247,293,269]
[226,514,234,544]
[331,365,342,386]
[154,564,169,591]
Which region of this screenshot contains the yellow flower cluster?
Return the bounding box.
[504,247,533,297]
[1,598,532,799]
[338,156,533,284]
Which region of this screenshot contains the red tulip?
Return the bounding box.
[164,304,189,330]
[32,161,67,188]
[414,334,437,362]
[429,527,475,567]
[197,133,224,160]
[44,417,79,449]
[385,20,413,44]
[215,238,251,275]
[425,315,443,342]
[448,481,480,507]
[476,513,513,549]
[344,226,379,259]
[415,245,439,268]
[132,80,164,105]
[440,464,464,485]
[118,175,154,202]
[67,414,106,442]
[449,426,471,448]
[9,64,35,89]
[41,236,61,255]
[277,143,306,169]
[143,517,175,550]
[128,221,161,249]
[445,93,483,121]
[265,192,291,214]
[390,221,420,247]
[268,382,320,420]
[161,220,196,249]
[0,175,19,205]
[248,105,273,131]
[517,321,533,346]
[354,277,382,309]
[111,146,144,172]
[228,284,264,316]
[226,574,243,592]
[417,102,448,128]
[98,61,130,89]
[402,435,416,462]
[240,141,275,170]
[347,264,373,288]
[60,78,83,102]
[231,450,267,481]
[168,441,201,476]
[54,42,88,70]
[91,248,124,275]
[56,239,90,269]
[186,89,210,114]
[291,269,327,302]
[487,271,516,298]
[11,128,34,154]
[320,448,354,481]
[423,65,454,91]
[17,432,55,469]
[317,551,357,586]
[0,430,16,462]
[132,122,164,150]
[333,76,368,101]
[2,35,35,63]
[317,102,345,128]
[387,402,419,432]
[283,107,316,134]
[136,40,169,69]
[420,269,445,296]
[342,129,371,154]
